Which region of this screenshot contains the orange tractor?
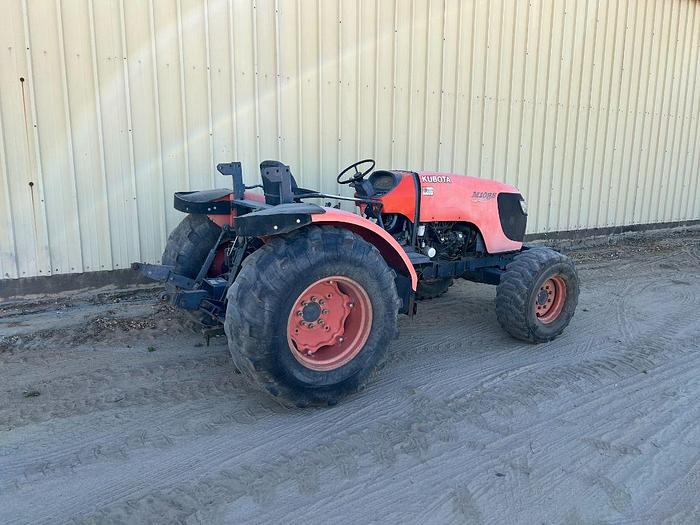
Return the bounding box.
[133,159,579,406]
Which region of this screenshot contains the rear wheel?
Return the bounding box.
[495,247,579,343]
[161,214,221,277]
[161,214,223,326]
[224,226,400,406]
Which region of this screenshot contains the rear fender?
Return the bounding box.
[311,208,418,291]
[207,191,266,228]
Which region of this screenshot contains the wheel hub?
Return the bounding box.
[535,275,567,324]
[301,301,322,323]
[287,276,372,371]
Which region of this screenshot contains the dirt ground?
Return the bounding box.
[1,228,699,524]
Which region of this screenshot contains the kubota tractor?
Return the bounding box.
[133,159,579,406]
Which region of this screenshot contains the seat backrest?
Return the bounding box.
[259,160,298,205]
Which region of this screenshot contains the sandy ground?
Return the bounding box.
[1,229,699,524]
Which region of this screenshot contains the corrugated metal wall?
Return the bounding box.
[1,0,699,279]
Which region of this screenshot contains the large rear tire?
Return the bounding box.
[224,226,400,406]
[495,247,579,343]
[161,214,221,278]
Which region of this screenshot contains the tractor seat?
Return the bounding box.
[260,160,314,205]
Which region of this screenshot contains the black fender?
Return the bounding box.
[234,203,326,236]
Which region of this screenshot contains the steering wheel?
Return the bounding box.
[336,159,376,185]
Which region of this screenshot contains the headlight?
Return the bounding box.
[519,198,528,215]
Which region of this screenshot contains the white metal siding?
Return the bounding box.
[1,0,699,279]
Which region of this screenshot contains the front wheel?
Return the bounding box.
[224,226,400,406]
[495,247,579,343]
[416,278,453,300]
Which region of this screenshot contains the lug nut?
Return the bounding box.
[322,309,328,314]
[318,319,325,325]
[319,299,325,305]
[310,296,317,301]
[296,310,303,316]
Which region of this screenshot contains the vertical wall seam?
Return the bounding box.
[251,0,261,167]
[502,0,519,184]
[0,88,19,277]
[436,0,447,170]
[203,0,215,186]
[549,0,578,231]
[677,0,697,218]
[147,0,167,246]
[176,0,191,188]
[449,0,463,173]
[406,0,414,167]
[513,0,531,191]
[629,0,651,224]
[317,0,323,188]
[592,0,618,228]
[648,0,676,222]
[563,0,590,230]
[372,0,380,163]
[531,0,555,232]
[389,0,398,168]
[355,0,361,161]
[20,0,52,275]
[422,0,432,168]
[87,0,113,269]
[658,0,684,220]
[524,0,545,215]
[227,0,239,160]
[490,0,506,181]
[464,0,476,174]
[546,0,575,231]
[679,1,700,218]
[640,0,666,223]
[295,0,303,176]
[603,0,631,226]
[621,0,649,225]
[336,0,342,193]
[118,0,141,262]
[476,0,490,176]
[274,0,282,160]
[665,0,692,220]
[56,0,84,272]
[577,0,600,229]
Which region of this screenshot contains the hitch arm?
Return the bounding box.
[131,263,196,289]
[194,225,231,283]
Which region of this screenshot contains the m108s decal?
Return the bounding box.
[471,191,498,202]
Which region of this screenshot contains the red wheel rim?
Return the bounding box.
[534,275,567,324]
[286,276,372,371]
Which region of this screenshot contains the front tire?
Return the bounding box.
[495,247,579,343]
[224,226,400,406]
[416,278,453,300]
